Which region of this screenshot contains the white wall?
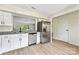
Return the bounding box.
[52,10,79,46]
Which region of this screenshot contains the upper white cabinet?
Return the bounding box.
[0,11,13,32]
[0,11,13,26]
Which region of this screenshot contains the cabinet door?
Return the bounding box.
[53,19,68,42]
[0,13,4,25]
[2,35,11,52]
[3,13,13,25]
[68,19,79,46]
[36,32,40,44]
[20,34,28,47]
[9,35,15,50]
[11,35,20,49]
[0,36,2,53]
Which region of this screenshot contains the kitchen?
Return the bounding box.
[1,4,79,55]
[0,10,50,54]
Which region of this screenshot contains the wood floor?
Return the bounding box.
[2,39,79,55]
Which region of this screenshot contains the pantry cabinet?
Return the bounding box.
[68,18,79,46]
[53,19,68,42]
[53,14,79,46]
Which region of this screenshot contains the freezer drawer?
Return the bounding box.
[40,32,50,43]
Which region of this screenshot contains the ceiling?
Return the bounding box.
[12,4,71,17]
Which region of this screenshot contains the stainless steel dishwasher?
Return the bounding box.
[28,33,37,45]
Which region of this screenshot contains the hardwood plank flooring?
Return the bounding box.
[1,39,79,55]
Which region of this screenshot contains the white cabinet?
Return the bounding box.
[53,16,79,46]
[3,13,13,25]
[11,34,28,50]
[0,11,13,32]
[68,19,79,46]
[0,11,13,26]
[20,33,28,47]
[11,35,20,50]
[0,36,2,53]
[0,13,3,25]
[53,19,68,42]
[0,33,28,54]
[2,35,11,52]
[36,32,40,44]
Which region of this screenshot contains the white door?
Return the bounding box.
[68,19,79,46]
[53,19,68,42]
[20,34,28,47]
[2,35,11,52]
[11,35,20,49]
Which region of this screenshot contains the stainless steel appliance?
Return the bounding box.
[28,32,37,45]
[37,21,50,43]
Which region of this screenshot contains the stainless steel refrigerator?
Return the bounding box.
[37,21,50,43]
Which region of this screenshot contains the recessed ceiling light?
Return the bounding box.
[31,6,36,9]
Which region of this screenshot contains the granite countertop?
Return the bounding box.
[0,31,37,35]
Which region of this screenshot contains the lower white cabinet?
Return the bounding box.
[11,35,20,50]
[0,33,28,54]
[36,32,40,44]
[2,35,11,52]
[0,33,40,54]
[20,33,28,47]
[0,36,2,53]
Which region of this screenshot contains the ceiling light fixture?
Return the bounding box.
[31,6,36,9]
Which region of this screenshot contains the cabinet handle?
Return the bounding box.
[1,21,5,24]
[8,40,10,43]
[66,29,69,31]
[19,38,22,41]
